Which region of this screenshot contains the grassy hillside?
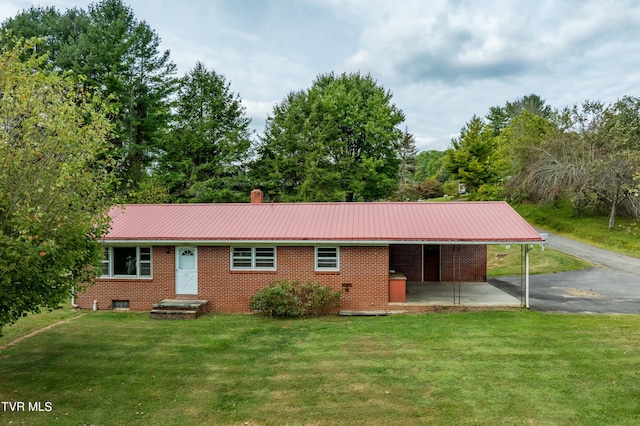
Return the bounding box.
[487,245,591,276]
[514,201,640,258]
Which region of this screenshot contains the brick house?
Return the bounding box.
[76,190,544,313]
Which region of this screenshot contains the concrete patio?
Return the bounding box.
[394,281,522,307]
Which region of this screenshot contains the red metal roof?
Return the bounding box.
[103,202,543,244]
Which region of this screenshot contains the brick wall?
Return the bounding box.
[76,246,175,311]
[389,245,422,281]
[76,243,488,312]
[441,245,487,282]
[389,244,487,283]
[77,245,390,313]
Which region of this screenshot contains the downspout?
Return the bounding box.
[71,287,78,308]
[525,245,532,308]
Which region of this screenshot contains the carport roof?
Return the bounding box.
[103,201,544,244]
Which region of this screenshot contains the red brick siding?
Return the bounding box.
[389,245,422,281]
[441,245,487,282]
[77,245,389,313]
[76,246,175,311]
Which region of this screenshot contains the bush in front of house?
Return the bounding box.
[249,279,342,318]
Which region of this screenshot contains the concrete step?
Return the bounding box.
[150,309,199,320]
[150,299,208,320]
[152,299,208,310]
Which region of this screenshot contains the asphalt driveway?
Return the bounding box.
[489,232,640,314]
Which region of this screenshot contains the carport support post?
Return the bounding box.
[525,245,531,308]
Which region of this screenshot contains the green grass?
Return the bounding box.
[0,304,81,347]
[1,311,640,425]
[514,201,640,258]
[425,194,469,202]
[487,245,592,276]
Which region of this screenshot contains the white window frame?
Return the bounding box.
[315,246,339,272]
[101,246,152,278]
[139,247,152,277]
[102,247,110,277]
[231,247,276,271]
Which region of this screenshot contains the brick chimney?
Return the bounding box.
[250,189,264,204]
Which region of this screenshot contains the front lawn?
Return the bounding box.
[1,311,639,425]
[0,305,80,348]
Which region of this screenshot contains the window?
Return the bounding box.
[231,247,252,269]
[231,247,276,270]
[177,248,196,270]
[102,248,110,276]
[114,247,137,275]
[316,247,339,271]
[101,247,152,278]
[112,300,130,309]
[255,247,275,268]
[139,247,152,276]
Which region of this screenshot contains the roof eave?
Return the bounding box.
[100,238,545,245]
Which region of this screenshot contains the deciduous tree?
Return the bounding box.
[487,94,554,135]
[254,72,405,202]
[597,96,640,227]
[495,110,559,198]
[0,40,116,332]
[414,150,448,183]
[504,99,640,227]
[417,180,445,199]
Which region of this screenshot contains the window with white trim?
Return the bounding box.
[102,248,110,276]
[315,247,339,271]
[231,247,276,270]
[101,247,152,278]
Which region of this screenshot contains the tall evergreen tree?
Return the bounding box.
[486,94,554,135]
[158,62,252,202]
[1,0,177,192]
[77,0,177,187]
[444,116,498,192]
[397,128,418,200]
[0,6,89,68]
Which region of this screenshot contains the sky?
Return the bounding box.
[2,0,640,151]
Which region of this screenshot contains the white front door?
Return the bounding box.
[176,247,198,295]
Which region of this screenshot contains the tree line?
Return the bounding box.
[1,0,412,204]
[443,94,640,228]
[7,0,636,215]
[1,0,639,330]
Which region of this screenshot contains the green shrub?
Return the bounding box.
[249,279,342,318]
[473,183,505,201]
[443,180,459,197]
[297,281,343,317]
[417,179,445,199]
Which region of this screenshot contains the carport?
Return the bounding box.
[386,205,545,308]
[403,281,521,307]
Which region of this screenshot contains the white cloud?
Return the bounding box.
[2,0,640,151]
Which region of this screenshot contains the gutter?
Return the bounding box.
[99,239,545,246]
